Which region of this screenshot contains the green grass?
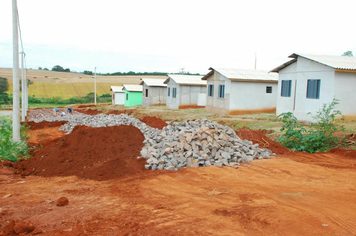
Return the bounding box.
[0,118,30,162]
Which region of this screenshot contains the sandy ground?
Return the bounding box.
[1,110,356,236]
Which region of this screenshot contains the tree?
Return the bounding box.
[52,65,65,72]
[43,67,49,71]
[38,67,42,70]
[0,77,9,94]
[64,68,70,72]
[341,51,353,57]
[83,70,93,75]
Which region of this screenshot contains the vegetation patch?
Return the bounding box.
[0,118,30,162]
[276,99,344,153]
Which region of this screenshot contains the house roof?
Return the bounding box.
[270,53,356,72]
[202,67,278,82]
[122,84,143,92]
[110,86,124,93]
[164,74,206,86]
[139,78,167,87]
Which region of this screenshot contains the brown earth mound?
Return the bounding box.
[76,108,103,115]
[26,120,67,130]
[107,110,134,115]
[139,116,168,129]
[14,125,146,181]
[236,126,291,154]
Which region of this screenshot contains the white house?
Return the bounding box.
[110,86,125,105]
[271,53,356,121]
[201,67,278,115]
[164,74,206,109]
[140,78,167,107]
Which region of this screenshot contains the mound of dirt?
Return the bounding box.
[76,108,103,115]
[26,120,67,130]
[107,110,134,116]
[236,126,291,155]
[14,125,146,181]
[139,116,168,129]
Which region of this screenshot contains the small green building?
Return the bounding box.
[123,84,143,107]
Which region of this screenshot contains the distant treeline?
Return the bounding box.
[37,66,202,76]
[98,71,201,76]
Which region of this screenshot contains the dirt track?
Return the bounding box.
[1,113,356,235]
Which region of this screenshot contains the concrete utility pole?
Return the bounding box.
[94,67,97,105]
[21,51,25,122]
[24,67,28,115]
[12,0,21,142]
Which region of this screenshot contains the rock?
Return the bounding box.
[56,197,69,206]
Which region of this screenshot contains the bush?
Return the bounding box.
[0,118,30,162]
[276,99,343,153]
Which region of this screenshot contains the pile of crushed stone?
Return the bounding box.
[20,108,275,178]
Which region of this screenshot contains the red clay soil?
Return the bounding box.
[178,105,205,109]
[13,125,146,181]
[236,126,291,154]
[26,121,67,131]
[139,116,168,129]
[2,121,356,235]
[107,110,134,116]
[75,108,103,115]
[26,121,67,147]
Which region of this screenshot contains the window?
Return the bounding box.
[126,93,128,100]
[208,84,214,97]
[145,89,148,97]
[218,85,225,98]
[306,79,321,99]
[281,80,292,97]
[172,88,177,98]
[266,86,272,93]
[167,87,170,97]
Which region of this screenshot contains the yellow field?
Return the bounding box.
[2,68,167,99]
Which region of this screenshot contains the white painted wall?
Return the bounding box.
[277,57,335,121]
[228,81,277,110]
[142,84,167,107]
[334,72,356,116]
[113,92,125,105]
[166,79,206,109]
[206,71,277,114]
[166,80,179,109]
[205,72,230,113]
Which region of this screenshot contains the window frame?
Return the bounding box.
[281,80,292,97]
[218,85,225,98]
[167,87,170,97]
[172,88,177,98]
[266,86,272,93]
[306,79,321,99]
[208,84,214,97]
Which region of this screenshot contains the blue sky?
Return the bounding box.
[1,0,355,74]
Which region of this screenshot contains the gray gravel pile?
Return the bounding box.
[141,119,274,171]
[28,109,274,171]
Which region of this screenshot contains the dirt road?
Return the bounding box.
[1,113,356,236]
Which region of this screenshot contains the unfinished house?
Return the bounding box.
[140,78,167,107]
[122,84,143,107]
[271,53,356,121]
[201,67,278,115]
[110,86,125,105]
[164,74,206,109]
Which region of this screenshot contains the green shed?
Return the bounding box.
[123,84,143,107]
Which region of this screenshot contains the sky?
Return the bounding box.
[0,0,355,74]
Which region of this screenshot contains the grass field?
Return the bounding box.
[1,68,167,98]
